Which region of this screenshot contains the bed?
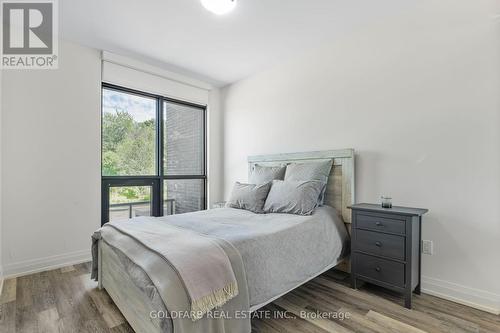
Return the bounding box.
[94,149,355,332]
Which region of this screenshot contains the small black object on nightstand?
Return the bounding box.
[348,203,428,309]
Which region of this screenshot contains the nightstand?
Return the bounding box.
[349,203,428,309]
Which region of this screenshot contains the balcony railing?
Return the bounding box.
[109,199,176,219]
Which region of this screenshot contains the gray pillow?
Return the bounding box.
[249,164,286,184]
[263,180,325,215]
[226,182,272,213]
[284,160,333,205]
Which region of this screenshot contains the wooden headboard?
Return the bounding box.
[248,149,355,224]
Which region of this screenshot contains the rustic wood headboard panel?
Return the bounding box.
[248,149,355,223]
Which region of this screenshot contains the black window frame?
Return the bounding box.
[101,83,207,225]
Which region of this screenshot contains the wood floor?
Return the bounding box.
[0,263,499,333]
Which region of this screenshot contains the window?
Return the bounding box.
[101,84,206,224]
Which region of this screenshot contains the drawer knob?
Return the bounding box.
[375,266,381,272]
[375,222,382,226]
[375,241,382,247]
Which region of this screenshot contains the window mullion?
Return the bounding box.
[157,97,164,177]
[158,98,164,216]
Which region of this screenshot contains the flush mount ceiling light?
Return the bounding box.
[201,0,237,15]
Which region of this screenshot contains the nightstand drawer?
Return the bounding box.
[355,253,405,288]
[355,229,405,260]
[356,213,406,235]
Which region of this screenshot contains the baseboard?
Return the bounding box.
[422,276,500,315]
[3,250,91,278]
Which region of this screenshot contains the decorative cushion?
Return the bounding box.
[226,182,272,213]
[249,164,286,184]
[263,180,325,215]
[284,160,333,205]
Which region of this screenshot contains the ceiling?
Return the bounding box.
[60,0,483,87]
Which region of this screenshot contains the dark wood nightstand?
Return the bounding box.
[349,203,428,309]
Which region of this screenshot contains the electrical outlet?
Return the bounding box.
[422,240,433,255]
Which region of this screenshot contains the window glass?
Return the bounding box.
[109,186,152,221]
[164,179,204,214]
[164,101,204,175]
[102,88,156,176]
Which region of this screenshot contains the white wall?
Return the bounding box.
[0,68,3,287]
[2,41,102,276]
[208,88,225,207]
[222,2,500,313]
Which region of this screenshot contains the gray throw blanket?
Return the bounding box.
[100,219,238,319]
[92,217,250,328]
